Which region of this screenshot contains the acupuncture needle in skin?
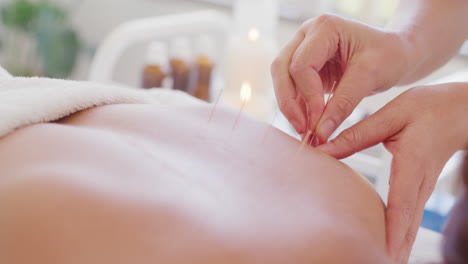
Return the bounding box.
[264,81,336,146]
[289,130,313,168]
[231,99,247,131]
[290,81,337,167]
[308,80,337,146]
[208,88,224,123]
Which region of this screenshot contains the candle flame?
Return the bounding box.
[240,82,252,102]
[248,28,260,42]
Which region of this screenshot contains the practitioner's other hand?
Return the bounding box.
[271,14,411,142]
[317,83,468,263]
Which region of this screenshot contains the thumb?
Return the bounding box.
[315,63,378,143]
[385,148,433,262]
[317,102,405,159]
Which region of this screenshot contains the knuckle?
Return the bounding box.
[270,58,282,76]
[278,100,296,117]
[333,96,357,119]
[301,14,339,32]
[315,14,336,26]
[383,112,401,132]
[398,203,414,224]
[339,128,361,146]
[288,61,304,78]
[300,18,315,29]
[404,228,418,245]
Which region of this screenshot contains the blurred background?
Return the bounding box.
[1,0,468,236]
[0,0,410,81]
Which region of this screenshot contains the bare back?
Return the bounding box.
[0,103,389,263]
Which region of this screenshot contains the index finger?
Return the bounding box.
[271,31,307,134]
[289,16,343,133]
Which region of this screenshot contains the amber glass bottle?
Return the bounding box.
[169,37,192,92]
[189,36,216,101]
[141,42,168,89]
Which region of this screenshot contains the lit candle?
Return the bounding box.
[223,0,279,121]
[232,82,252,131]
[248,28,260,42]
[223,28,277,121]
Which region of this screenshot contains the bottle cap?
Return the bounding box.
[169,36,192,61]
[145,41,168,66]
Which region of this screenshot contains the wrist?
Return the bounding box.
[391,30,426,85]
[373,31,415,89]
[445,83,468,151]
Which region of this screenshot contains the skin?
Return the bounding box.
[318,83,468,262]
[0,103,390,264]
[271,0,468,262]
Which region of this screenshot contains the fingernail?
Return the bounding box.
[318,119,336,140]
[317,143,332,154]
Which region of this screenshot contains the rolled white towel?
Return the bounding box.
[0,65,12,79]
[0,77,202,138]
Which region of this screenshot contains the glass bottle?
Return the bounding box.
[189,35,216,101]
[169,37,192,92]
[141,42,168,89]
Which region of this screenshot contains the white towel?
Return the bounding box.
[0,77,202,138]
[0,65,12,78]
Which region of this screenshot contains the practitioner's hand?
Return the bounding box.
[271,14,411,142]
[317,83,468,263]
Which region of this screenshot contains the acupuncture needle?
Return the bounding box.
[307,80,337,146]
[208,88,224,123]
[290,81,337,167]
[307,81,337,146]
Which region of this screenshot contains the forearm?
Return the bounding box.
[387,0,468,85]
